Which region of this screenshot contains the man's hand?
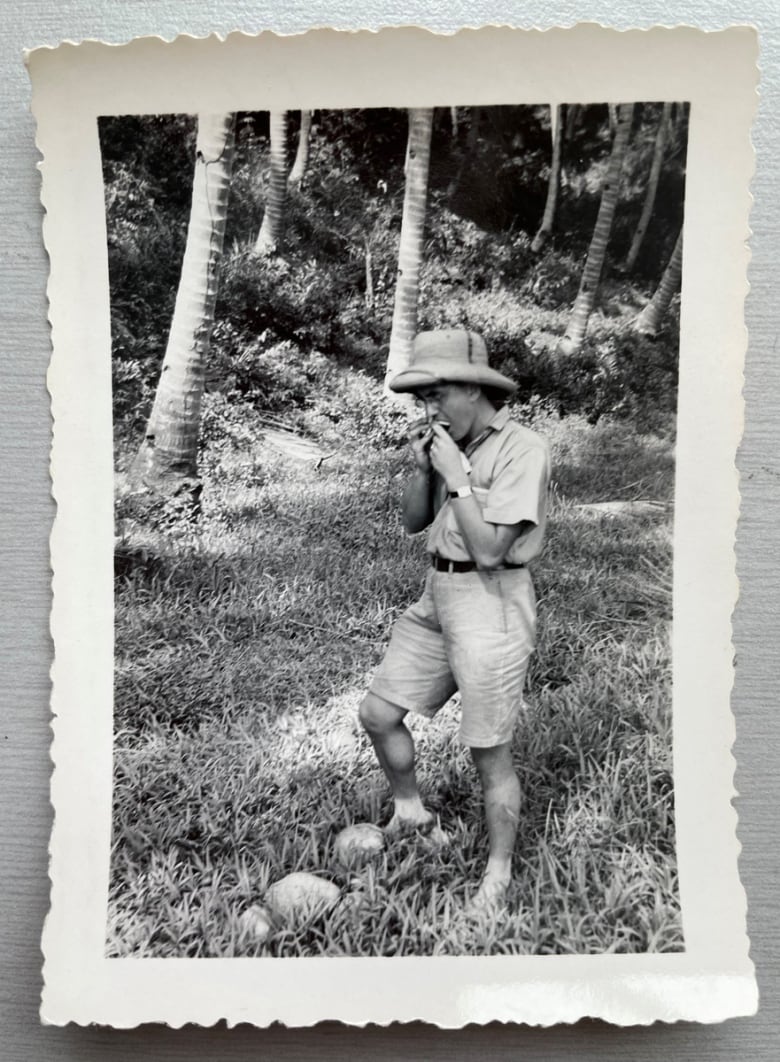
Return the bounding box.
[408,418,433,473]
[429,422,469,491]
[402,419,436,533]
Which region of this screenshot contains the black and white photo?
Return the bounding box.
[105,101,686,959]
[32,26,757,1026]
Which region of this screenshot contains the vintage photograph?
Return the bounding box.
[105,102,687,959]
[33,26,758,1026]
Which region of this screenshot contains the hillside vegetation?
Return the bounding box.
[102,106,684,443]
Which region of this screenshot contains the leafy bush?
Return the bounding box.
[312,368,409,449]
[103,105,685,439]
[523,248,582,309]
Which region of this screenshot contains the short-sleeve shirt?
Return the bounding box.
[425,406,551,566]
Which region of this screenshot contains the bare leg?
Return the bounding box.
[469,742,521,908]
[359,691,433,829]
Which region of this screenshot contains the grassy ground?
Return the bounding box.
[108,395,681,958]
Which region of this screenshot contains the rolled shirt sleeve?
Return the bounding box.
[482,441,551,527]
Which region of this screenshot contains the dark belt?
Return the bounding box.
[431,556,525,573]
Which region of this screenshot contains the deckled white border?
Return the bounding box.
[30,25,758,1027]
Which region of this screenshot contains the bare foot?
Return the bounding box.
[384,813,452,853]
[384,807,435,838]
[421,822,451,848]
[464,874,510,917]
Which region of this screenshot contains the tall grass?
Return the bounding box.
[109,397,681,957]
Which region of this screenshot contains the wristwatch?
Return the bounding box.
[449,485,473,500]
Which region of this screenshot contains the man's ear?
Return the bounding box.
[466,384,482,402]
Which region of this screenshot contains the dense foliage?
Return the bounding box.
[100,103,687,440]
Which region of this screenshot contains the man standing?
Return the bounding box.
[359,329,550,910]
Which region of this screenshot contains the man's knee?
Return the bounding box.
[359,691,407,735]
[470,742,516,785]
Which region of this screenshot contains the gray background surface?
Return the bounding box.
[2,2,776,1057]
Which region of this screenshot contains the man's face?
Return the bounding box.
[415,382,477,442]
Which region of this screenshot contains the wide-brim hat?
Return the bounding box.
[388,329,517,396]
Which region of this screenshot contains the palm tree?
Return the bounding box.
[565,102,580,141]
[288,110,312,190]
[608,103,618,137]
[633,229,683,336]
[532,104,564,253]
[132,113,236,505]
[622,103,672,272]
[448,105,481,198]
[255,110,288,255]
[385,107,434,390]
[557,103,634,355]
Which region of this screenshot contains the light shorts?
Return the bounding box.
[370,566,537,748]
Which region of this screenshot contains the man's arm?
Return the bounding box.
[401,468,435,533]
[447,498,530,567]
[401,419,437,534]
[428,423,532,567]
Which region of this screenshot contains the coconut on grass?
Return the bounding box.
[238,872,341,945]
[237,904,273,945]
[334,823,385,867]
[264,871,341,921]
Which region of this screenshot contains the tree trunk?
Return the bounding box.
[132,113,236,506]
[608,103,618,138]
[633,229,683,336]
[565,102,579,141]
[255,110,288,255]
[385,107,434,391]
[450,106,459,139]
[448,105,481,197]
[623,103,672,273]
[288,109,312,189]
[532,103,564,253]
[557,103,634,355]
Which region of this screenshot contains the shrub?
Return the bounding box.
[104,109,683,441]
[312,369,409,450]
[523,248,582,309]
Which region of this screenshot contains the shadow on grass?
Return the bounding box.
[109,415,681,957]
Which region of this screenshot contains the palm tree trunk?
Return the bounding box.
[608,103,618,137]
[623,103,672,272]
[255,110,288,255]
[288,109,312,189]
[450,106,459,139]
[385,107,434,390]
[557,103,634,355]
[633,229,683,336]
[133,113,235,503]
[565,102,580,141]
[532,104,564,253]
[448,105,481,197]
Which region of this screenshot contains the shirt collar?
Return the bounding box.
[463,405,510,457]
